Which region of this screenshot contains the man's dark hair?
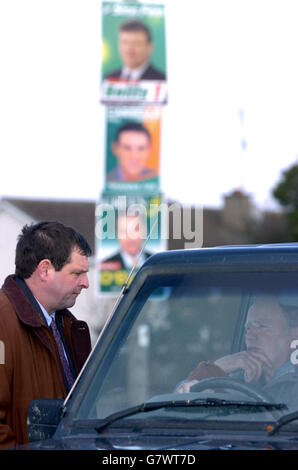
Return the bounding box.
[119,19,152,43]
[115,121,151,143]
[15,221,92,279]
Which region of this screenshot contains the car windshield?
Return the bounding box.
[76,268,298,427]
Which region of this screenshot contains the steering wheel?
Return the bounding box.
[190,376,274,403]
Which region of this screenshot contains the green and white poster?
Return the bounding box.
[96,193,166,294]
[101,1,167,104]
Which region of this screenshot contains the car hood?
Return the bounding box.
[16,431,298,450]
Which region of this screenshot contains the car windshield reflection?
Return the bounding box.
[76,270,298,427]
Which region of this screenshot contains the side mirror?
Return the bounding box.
[27,398,64,442]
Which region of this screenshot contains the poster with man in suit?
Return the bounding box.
[101,1,167,104]
[96,194,165,294]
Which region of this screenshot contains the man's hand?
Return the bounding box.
[176,349,275,394]
[176,379,199,394]
[214,350,274,382]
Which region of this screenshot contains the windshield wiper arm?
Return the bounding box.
[94,398,286,434]
[188,397,286,408]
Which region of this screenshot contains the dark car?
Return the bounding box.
[24,244,298,450]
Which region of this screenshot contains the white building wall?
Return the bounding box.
[0,201,33,285]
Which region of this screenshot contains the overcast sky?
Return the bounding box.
[1,0,298,211]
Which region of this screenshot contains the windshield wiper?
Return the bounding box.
[94,398,286,434]
[267,410,298,436]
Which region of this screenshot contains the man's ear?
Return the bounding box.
[37,259,53,280]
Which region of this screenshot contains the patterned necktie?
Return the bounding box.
[50,318,75,391]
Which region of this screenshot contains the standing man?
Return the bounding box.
[105,19,166,81]
[0,221,92,448]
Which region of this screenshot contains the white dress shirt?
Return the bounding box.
[120,61,150,81]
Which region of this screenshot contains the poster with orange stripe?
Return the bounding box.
[104,105,162,194]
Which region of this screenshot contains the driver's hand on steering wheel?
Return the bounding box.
[176,379,199,393]
[214,350,274,383]
[176,349,274,393]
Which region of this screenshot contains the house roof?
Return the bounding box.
[3,197,96,253]
[2,194,290,254]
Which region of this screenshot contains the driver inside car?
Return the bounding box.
[177,296,298,405]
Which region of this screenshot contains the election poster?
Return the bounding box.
[101,1,167,104]
[95,193,166,294]
[104,105,162,195]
